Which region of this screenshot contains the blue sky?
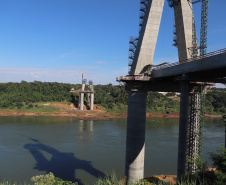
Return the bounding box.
[0,0,225,85]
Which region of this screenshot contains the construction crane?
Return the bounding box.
[186,0,209,56]
[197,0,209,158]
[187,0,209,158]
[200,0,209,56]
[78,72,84,83]
[78,71,94,84]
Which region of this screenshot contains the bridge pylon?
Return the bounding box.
[118,0,205,183]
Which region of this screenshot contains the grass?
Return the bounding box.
[0,172,220,185]
[0,103,62,114]
[0,182,29,185]
[21,105,61,114]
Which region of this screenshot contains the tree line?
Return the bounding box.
[0,81,225,114]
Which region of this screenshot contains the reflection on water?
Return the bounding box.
[0,117,224,184]
[79,120,94,144]
[79,120,93,132]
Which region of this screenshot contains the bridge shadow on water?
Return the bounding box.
[24,137,105,185]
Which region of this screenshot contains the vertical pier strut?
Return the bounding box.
[173,0,203,177]
[177,80,190,177]
[187,86,201,173]
[90,84,94,110]
[223,115,226,148]
[80,83,86,110]
[125,85,147,184]
[178,81,205,177]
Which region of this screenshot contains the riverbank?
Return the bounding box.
[0,110,221,120]
[0,102,222,120]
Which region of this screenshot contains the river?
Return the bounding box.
[0,116,224,184]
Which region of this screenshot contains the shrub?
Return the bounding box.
[209,146,226,185]
[31,172,78,185]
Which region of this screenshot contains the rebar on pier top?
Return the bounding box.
[89,80,93,85]
[82,79,87,84]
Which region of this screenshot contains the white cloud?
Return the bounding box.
[0,66,122,85]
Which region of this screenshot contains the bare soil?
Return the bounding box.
[0,103,221,120]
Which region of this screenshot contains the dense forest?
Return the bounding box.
[0,81,225,114]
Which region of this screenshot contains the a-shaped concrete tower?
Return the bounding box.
[123,0,201,183]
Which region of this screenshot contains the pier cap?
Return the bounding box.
[83,79,87,84]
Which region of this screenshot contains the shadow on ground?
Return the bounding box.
[24,137,105,185]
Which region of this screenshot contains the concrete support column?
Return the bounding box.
[224,124,226,149]
[125,90,147,184]
[174,0,196,61]
[80,83,85,111]
[187,89,201,173]
[88,94,90,106]
[80,93,84,110]
[177,80,190,178]
[223,116,226,148]
[90,93,94,110]
[79,93,81,110]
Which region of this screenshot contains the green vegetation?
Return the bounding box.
[0,81,76,109]
[89,84,180,114]
[30,172,78,185]
[209,146,226,184]
[20,104,61,113]
[0,81,225,115]
[94,172,169,185]
[205,88,226,114]
[0,172,166,185]
[175,146,226,185]
[0,173,78,185]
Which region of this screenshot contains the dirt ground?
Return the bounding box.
[0,102,221,120]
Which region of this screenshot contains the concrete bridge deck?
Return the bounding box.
[117,48,226,92]
[152,48,226,82]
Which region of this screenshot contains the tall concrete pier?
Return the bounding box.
[125,0,164,182]
[125,87,147,184]
[177,79,190,177]
[90,81,94,110]
[80,80,86,111]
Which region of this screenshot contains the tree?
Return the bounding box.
[209,146,226,185]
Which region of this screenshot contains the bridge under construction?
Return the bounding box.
[117,0,226,183]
